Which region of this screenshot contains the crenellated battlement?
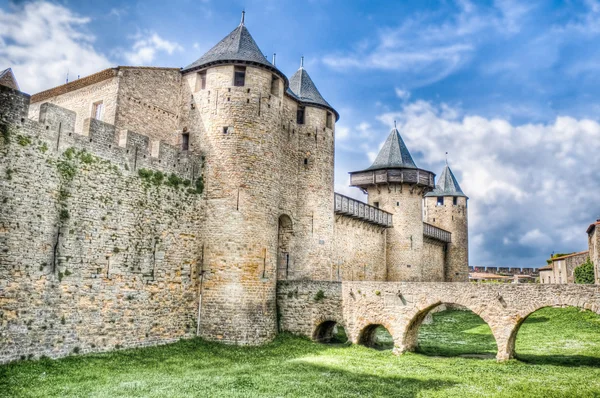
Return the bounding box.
[0,85,202,182]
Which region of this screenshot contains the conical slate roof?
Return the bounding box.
[288,64,339,120]
[182,19,278,73]
[289,67,330,108]
[425,164,467,197]
[366,127,417,170]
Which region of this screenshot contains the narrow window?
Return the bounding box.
[297,106,305,124]
[223,126,229,134]
[396,201,400,206]
[196,71,207,91]
[374,202,379,208]
[182,133,189,151]
[453,196,458,206]
[326,112,333,128]
[92,101,103,121]
[271,75,279,95]
[234,66,246,87]
[303,158,308,165]
[437,196,444,206]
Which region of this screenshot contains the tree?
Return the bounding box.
[574,258,595,284]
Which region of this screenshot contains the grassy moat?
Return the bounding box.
[3,307,600,397]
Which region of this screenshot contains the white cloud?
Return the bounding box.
[395,88,411,101]
[322,0,530,86]
[123,33,183,65]
[0,1,112,93]
[519,229,552,247]
[369,99,600,266]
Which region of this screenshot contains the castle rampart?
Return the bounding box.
[0,85,204,363]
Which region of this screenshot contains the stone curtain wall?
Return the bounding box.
[332,217,387,281]
[0,85,204,363]
[421,239,446,281]
[276,281,343,338]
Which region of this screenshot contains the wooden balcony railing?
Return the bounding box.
[334,193,392,227]
[423,222,451,243]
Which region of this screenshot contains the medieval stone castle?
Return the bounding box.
[0,15,474,363]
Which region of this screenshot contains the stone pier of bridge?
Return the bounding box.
[276,281,600,361]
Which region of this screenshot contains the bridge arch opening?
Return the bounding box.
[313,321,348,344]
[511,305,600,366]
[359,324,394,350]
[405,303,497,358]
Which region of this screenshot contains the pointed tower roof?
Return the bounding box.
[0,68,19,91]
[287,57,339,120]
[366,126,417,170]
[425,164,467,197]
[349,124,435,190]
[182,12,285,81]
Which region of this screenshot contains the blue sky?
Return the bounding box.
[2,0,600,267]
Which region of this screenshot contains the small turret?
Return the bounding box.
[286,58,338,280]
[350,125,436,281]
[287,59,339,121]
[425,162,469,281]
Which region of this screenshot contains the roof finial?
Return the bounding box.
[241,10,245,25]
[445,152,448,165]
[300,56,304,68]
[272,53,276,66]
[394,120,397,129]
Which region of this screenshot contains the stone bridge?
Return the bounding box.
[276,281,600,360]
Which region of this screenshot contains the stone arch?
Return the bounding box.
[358,323,395,350]
[400,301,499,355]
[313,320,347,344]
[276,214,293,280]
[503,302,600,361]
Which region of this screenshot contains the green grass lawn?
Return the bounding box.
[3,307,600,397]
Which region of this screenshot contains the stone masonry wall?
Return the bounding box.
[590,228,600,284]
[424,196,469,281]
[276,281,343,338]
[421,239,446,281]
[115,67,182,147]
[368,184,430,281]
[0,85,204,363]
[29,75,120,135]
[551,252,588,284]
[333,216,387,281]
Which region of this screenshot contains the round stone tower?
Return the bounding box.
[180,13,290,344]
[178,13,338,343]
[286,58,338,280]
[349,125,435,281]
[424,163,469,281]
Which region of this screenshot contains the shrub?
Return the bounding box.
[314,290,325,302]
[59,209,69,221]
[575,258,595,284]
[166,173,183,188]
[138,168,153,179]
[79,151,95,164]
[17,135,31,146]
[152,171,164,186]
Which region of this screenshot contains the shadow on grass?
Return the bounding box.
[516,354,600,367]
[290,362,457,397]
